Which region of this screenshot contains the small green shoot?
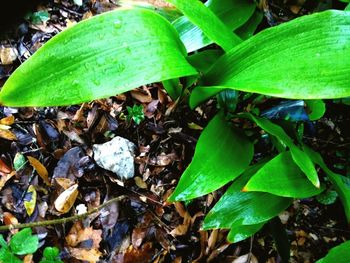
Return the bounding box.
[126,105,145,125]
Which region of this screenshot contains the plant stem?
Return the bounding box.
[0,195,126,232]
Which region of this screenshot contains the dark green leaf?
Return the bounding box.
[227,222,265,243]
[243,114,319,188]
[317,190,338,205]
[303,146,350,223]
[162,78,181,99]
[169,111,253,201]
[306,100,326,121]
[244,151,323,198]
[268,217,290,263]
[203,161,292,229]
[0,9,197,107]
[316,240,350,263]
[166,0,242,52]
[0,235,7,248]
[346,4,350,11]
[235,9,263,40]
[199,10,350,99]
[9,228,39,255]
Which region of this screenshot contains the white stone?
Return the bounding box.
[93,136,136,180]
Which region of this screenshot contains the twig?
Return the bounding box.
[0,195,126,232]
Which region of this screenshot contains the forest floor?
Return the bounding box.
[0,0,349,262]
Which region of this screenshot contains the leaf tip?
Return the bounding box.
[241,186,249,192]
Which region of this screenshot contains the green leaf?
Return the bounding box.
[0,9,197,107]
[169,111,253,201]
[268,217,290,263]
[317,190,338,205]
[13,153,27,171]
[235,9,263,40]
[26,10,50,24]
[244,151,323,198]
[227,222,265,243]
[303,146,350,223]
[0,247,22,263]
[203,161,292,229]
[162,78,181,99]
[166,0,242,52]
[346,4,350,11]
[243,114,320,188]
[9,228,39,255]
[171,0,255,52]
[199,10,350,99]
[126,105,145,125]
[40,247,63,263]
[306,100,326,121]
[0,235,7,249]
[316,240,350,263]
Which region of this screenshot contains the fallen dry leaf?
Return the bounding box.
[0,158,11,174]
[24,185,37,216]
[0,129,17,140]
[0,115,14,125]
[232,254,258,263]
[0,46,18,65]
[69,248,101,263]
[66,221,102,249]
[0,171,15,191]
[27,156,51,186]
[54,184,79,213]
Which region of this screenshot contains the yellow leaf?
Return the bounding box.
[0,129,17,140]
[54,184,79,213]
[27,156,51,186]
[0,115,14,125]
[24,185,37,216]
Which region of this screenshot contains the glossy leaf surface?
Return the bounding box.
[10,228,39,255]
[227,222,265,243]
[306,100,326,121]
[171,0,255,52]
[169,112,253,201]
[0,9,197,107]
[166,0,242,52]
[244,114,319,187]
[200,10,350,99]
[203,161,292,229]
[244,151,323,198]
[316,240,350,263]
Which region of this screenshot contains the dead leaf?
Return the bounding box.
[27,156,51,186]
[0,129,17,140]
[131,87,152,103]
[0,171,15,191]
[66,221,102,249]
[24,185,37,216]
[55,177,75,190]
[0,46,18,65]
[69,248,101,262]
[0,115,14,125]
[23,254,33,263]
[0,158,11,174]
[134,177,147,189]
[232,254,258,263]
[54,184,79,213]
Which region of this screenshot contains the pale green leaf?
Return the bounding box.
[169,111,253,201]
[199,10,350,99]
[165,0,242,52]
[171,0,255,52]
[0,9,197,107]
[244,151,323,198]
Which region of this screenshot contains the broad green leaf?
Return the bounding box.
[203,161,292,229]
[235,9,263,40]
[9,228,39,255]
[169,111,253,201]
[0,9,197,107]
[118,0,182,22]
[162,78,181,99]
[244,151,323,198]
[187,50,223,73]
[227,222,265,243]
[303,146,350,223]
[0,247,22,263]
[0,235,7,249]
[316,240,350,263]
[306,100,326,121]
[165,0,242,52]
[199,10,350,99]
[243,114,319,188]
[171,0,255,52]
[346,4,350,11]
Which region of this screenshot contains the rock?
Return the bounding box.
[93,136,136,180]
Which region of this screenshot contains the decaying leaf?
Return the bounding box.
[0,46,18,65]
[0,129,17,140]
[66,221,102,249]
[24,185,37,216]
[54,184,79,213]
[0,171,15,191]
[27,156,51,186]
[0,115,15,125]
[69,248,101,262]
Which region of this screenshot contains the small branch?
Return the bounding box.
[0,195,127,232]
